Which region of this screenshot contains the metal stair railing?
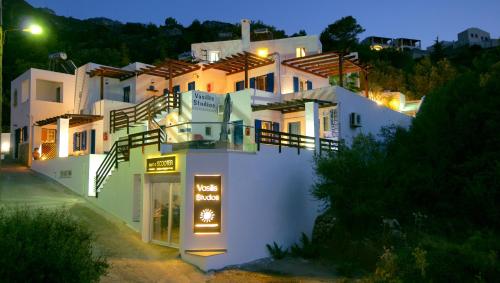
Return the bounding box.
[94,139,129,196]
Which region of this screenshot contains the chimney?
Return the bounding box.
[241,19,251,51]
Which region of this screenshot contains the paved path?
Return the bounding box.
[0,161,337,282]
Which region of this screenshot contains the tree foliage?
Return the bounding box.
[320,16,365,52]
[0,207,108,282]
[313,47,500,281]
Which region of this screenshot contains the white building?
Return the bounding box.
[12,19,412,271]
[457,27,499,48]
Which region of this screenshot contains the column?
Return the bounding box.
[57,118,69,158]
[305,102,320,153]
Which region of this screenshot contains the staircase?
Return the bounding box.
[95,92,178,197]
[95,128,165,196]
[110,92,180,134]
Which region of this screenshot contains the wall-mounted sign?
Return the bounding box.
[146,156,176,173]
[193,92,218,113]
[194,175,221,233]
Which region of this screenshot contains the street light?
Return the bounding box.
[0,0,43,164]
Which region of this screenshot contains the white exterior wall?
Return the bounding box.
[10,69,75,162]
[32,154,106,196]
[181,145,319,271]
[335,87,412,142]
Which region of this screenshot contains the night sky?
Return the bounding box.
[26,0,500,48]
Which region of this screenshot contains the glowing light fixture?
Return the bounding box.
[371,45,383,51]
[257,48,269,58]
[23,24,43,35]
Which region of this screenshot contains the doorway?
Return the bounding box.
[150,181,181,247]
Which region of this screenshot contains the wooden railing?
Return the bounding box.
[256,128,316,155]
[319,138,340,155]
[110,92,180,134]
[255,129,340,155]
[94,128,163,197]
[128,129,163,151]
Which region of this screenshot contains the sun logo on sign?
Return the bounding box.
[200,209,215,223]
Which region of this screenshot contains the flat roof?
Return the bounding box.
[35,114,103,128]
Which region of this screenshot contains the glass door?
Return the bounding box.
[151,182,181,247]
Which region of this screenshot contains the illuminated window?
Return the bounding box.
[296,47,306,58]
[257,48,269,58]
[41,128,56,143]
[209,51,220,63]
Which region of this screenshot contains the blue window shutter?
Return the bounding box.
[73,133,77,151]
[293,77,299,92]
[187,81,195,91]
[266,73,274,92]
[235,81,244,91]
[82,131,87,151]
[307,80,313,90]
[249,77,255,89]
[173,85,180,93]
[254,119,262,129]
[272,122,280,132]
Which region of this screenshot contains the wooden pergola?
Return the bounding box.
[202,51,275,88]
[36,114,103,128]
[252,99,336,113]
[282,51,370,97]
[88,66,136,81]
[138,59,201,93]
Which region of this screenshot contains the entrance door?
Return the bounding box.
[233,120,243,145]
[151,182,181,247]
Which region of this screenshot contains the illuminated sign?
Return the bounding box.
[194,175,221,233]
[146,156,176,173]
[193,92,218,113]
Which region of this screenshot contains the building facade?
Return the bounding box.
[11,19,412,271]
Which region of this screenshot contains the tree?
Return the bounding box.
[411,57,457,98]
[320,16,365,52]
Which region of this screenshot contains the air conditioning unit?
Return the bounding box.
[350,112,362,128]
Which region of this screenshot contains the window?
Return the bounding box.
[187,81,196,91]
[288,122,301,135]
[13,89,18,107]
[296,47,306,58]
[205,126,212,136]
[235,80,244,91]
[123,86,131,103]
[22,126,28,142]
[250,73,274,92]
[73,131,87,151]
[56,87,61,102]
[41,128,56,143]
[323,110,334,132]
[209,51,220,63]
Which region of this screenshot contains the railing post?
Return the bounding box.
[126,116,130,134]
[157,129,161,151]
[297,136,300,155]
[278,132,282,153]
[110,110,114,133]
[114,145,119,169]
[256,128,260,151]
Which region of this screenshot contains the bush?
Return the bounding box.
[0,207,108,282]
[266,242,288,260]
[290,233,318,259]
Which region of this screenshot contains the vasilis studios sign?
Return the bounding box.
[193,175,221,233]
[192,92,218,113]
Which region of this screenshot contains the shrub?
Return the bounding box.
[290,233,318,259]
[266,242,288,260]
[0,207,108,282]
